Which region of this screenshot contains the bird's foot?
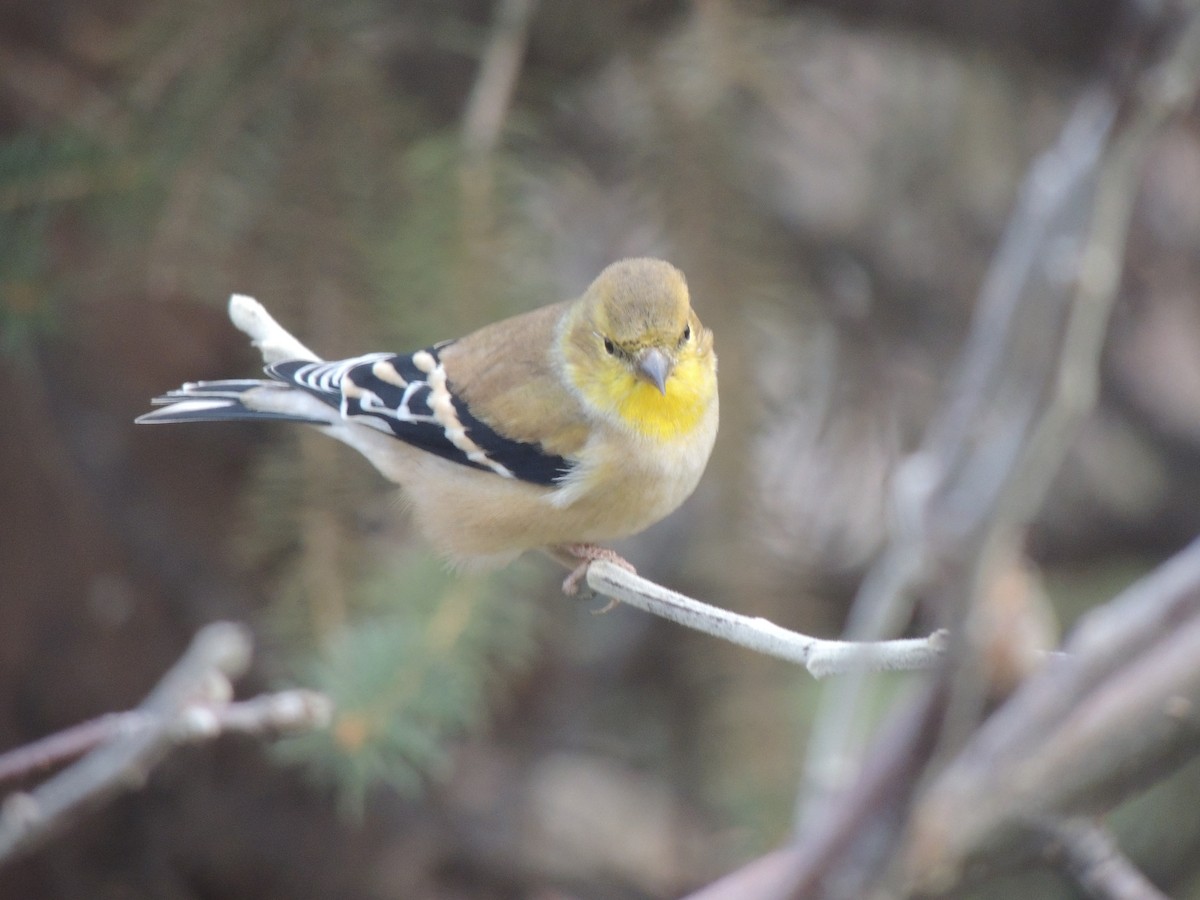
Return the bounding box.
[557,544,636,604]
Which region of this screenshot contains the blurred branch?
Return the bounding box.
[697,533,1200,899]
[460,0,538,160]
[1045,818,1170,900]
[0,622,332,868]
[586,560,947,677]
[782,3,1200,897]
[795,82,1117,843]
[905,535,1200,891]
[0,714,138,787]
[457,0,537,286]
[0,691,332,789]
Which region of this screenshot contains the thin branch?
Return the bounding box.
[903,536,1200,889]
[212,687,332,736]
[0,622,332,867]
[460,0,538,160]
[681,847,804,900]
[780,5,1200,896]
[585,560,946,677]
[1045,818,1169,900]
[457,0,538,295]
[0,713,144,787]
[0,691,332,789]
[794,85,1118,838]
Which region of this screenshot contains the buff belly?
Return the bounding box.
[319,397,718,568]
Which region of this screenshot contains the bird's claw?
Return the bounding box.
[558,544,636,607]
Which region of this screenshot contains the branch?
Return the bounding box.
[585,560,946,677]
[0,622,332,867]
[1044,818,1169,900]
[794,86,1119,840]
[781,5,1200,896]
[0,691,332,789]
[456,0,537,290]
[460,0,537,160]
[903,535,1200,889]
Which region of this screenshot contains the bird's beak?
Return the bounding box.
[636,347,672,395]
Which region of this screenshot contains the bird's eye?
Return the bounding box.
[681,324,692,342]
[603,337,616,355]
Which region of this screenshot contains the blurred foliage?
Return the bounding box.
[373,132,560,345]
[1113,756,1200,891]
[0,0,554,806]
[0,130,113,352]
[1043,557,1151,630]
[274,555,541,814]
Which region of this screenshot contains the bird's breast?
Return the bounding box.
[613,353,716,441]
[547,393,718,541]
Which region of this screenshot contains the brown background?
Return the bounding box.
[2,1,1200,897]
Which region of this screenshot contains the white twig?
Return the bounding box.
[585,560,947,677]
[206,689,333,737]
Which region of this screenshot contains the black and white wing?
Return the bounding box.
[138,345,572,487]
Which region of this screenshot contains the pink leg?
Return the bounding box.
[554,543,636,597]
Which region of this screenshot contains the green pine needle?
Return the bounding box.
[273,557,541,815]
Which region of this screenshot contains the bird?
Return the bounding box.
[138,257,719,594]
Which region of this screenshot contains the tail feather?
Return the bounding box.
[150,379,273,401]
[135,379,330,426]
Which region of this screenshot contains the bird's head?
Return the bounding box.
[561,258,716,439]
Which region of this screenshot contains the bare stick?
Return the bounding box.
[0,691,332,789]
[903,536,1200,890]
[0,713,145,787]
[585,560,946,677]
[460,0,538,160]
[1045,819,1169,900]
[779,7,1200,896]
[0,623,332,867]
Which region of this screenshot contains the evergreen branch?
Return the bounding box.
[585,560,947,677]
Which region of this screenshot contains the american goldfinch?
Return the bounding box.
[138,258,718,593]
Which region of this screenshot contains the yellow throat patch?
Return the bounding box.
[609,353,712,441]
